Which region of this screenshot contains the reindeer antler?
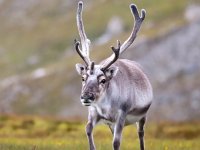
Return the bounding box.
[101,4,146,71]
[75,1,91,66]
[101,40,121,72]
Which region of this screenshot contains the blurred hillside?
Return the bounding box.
[0,0,200,121]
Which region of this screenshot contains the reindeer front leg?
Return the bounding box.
[112,111,126,150]
[86,108,99,150]
[86,122,95,150]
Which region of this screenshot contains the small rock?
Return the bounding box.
[95,16,124,45]
[185,4,200,22]
[32,68,46,79]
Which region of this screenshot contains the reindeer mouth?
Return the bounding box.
[81,99,93,106]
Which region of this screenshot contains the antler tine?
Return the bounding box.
[101,40,121,71]
[120,4,146,52]
[100,4,145,71]
[76,1,91,66]
[74,39,90,66]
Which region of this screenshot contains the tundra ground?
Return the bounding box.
[0,115,200,150]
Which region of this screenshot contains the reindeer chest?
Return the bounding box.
[95,104,117,124]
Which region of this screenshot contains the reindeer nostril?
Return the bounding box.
[89,94,95,101]
[81,92,95,101]
[80,95,85,99]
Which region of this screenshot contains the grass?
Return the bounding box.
[0,115,200,150]
[1,137,200,150]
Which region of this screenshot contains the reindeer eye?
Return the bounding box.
[100,79,106,84]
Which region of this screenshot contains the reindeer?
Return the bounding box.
[74,1,153,150]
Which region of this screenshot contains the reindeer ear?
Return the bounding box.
[75,63,86,75]
[105,66,118,78]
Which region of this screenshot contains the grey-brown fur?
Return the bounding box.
[74,1,153,150]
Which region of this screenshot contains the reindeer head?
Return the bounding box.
[75,1,145,106]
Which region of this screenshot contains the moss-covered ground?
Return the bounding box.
[0,115,199,150]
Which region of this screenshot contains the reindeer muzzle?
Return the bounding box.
[80,92,95,106]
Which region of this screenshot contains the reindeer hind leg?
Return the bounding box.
[136,117,146,150]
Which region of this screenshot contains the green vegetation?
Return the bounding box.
[0,115,200,150]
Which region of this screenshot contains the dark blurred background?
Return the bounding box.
[0,0,200,122]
